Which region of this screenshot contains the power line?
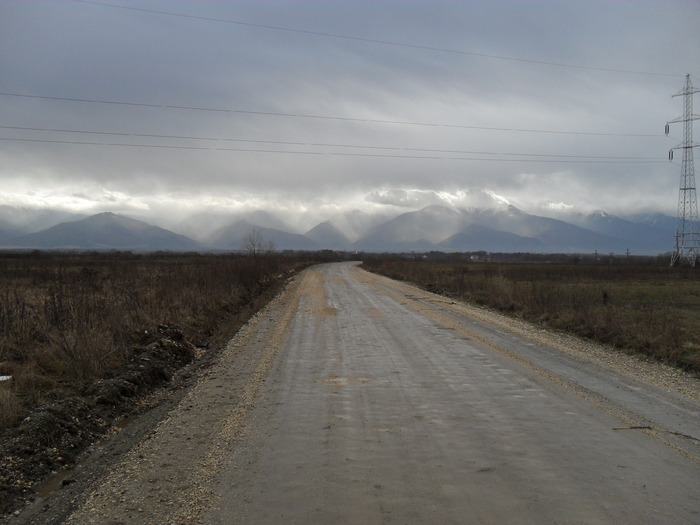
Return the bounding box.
[0,92,663,138]
[0,125,661,160]
[0,137,667,164]
[73,0,679,78]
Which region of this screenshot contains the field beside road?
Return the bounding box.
[0,251,317,516]
[362,258,700,372]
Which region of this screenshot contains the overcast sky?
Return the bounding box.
[1,0,699,229]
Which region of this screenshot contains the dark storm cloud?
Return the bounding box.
[1,0,699,226]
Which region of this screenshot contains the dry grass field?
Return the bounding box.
[362,257,700,373]
[0,251,313,430]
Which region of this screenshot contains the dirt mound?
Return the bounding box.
[0,324,198,517]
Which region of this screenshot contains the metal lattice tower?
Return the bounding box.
[666,74,700,266]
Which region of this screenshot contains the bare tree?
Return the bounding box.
[241,229,275,260]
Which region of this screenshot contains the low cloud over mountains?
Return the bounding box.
[0,204,676,255]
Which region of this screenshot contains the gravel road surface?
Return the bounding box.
[14,262,699,524]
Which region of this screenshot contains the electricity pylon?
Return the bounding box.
[666,74,700,266]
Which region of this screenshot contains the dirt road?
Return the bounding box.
[15,262,700,524]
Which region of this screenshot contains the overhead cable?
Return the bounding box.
[0,92,663,138]
[72,0,680,78]
[0,137,667,164]
[0,125,662,160]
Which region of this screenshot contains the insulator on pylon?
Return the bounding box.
[665,123,670,135]
[669,150,674,161]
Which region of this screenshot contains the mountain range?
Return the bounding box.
[0,206,679,254]
[5,212,200,251]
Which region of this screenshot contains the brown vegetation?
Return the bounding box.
[362,257,700,372]
[0,251,323,516]
[0,251,314,431]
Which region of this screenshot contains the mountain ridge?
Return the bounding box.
[0,207,678,254]
[7,212,201,251]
